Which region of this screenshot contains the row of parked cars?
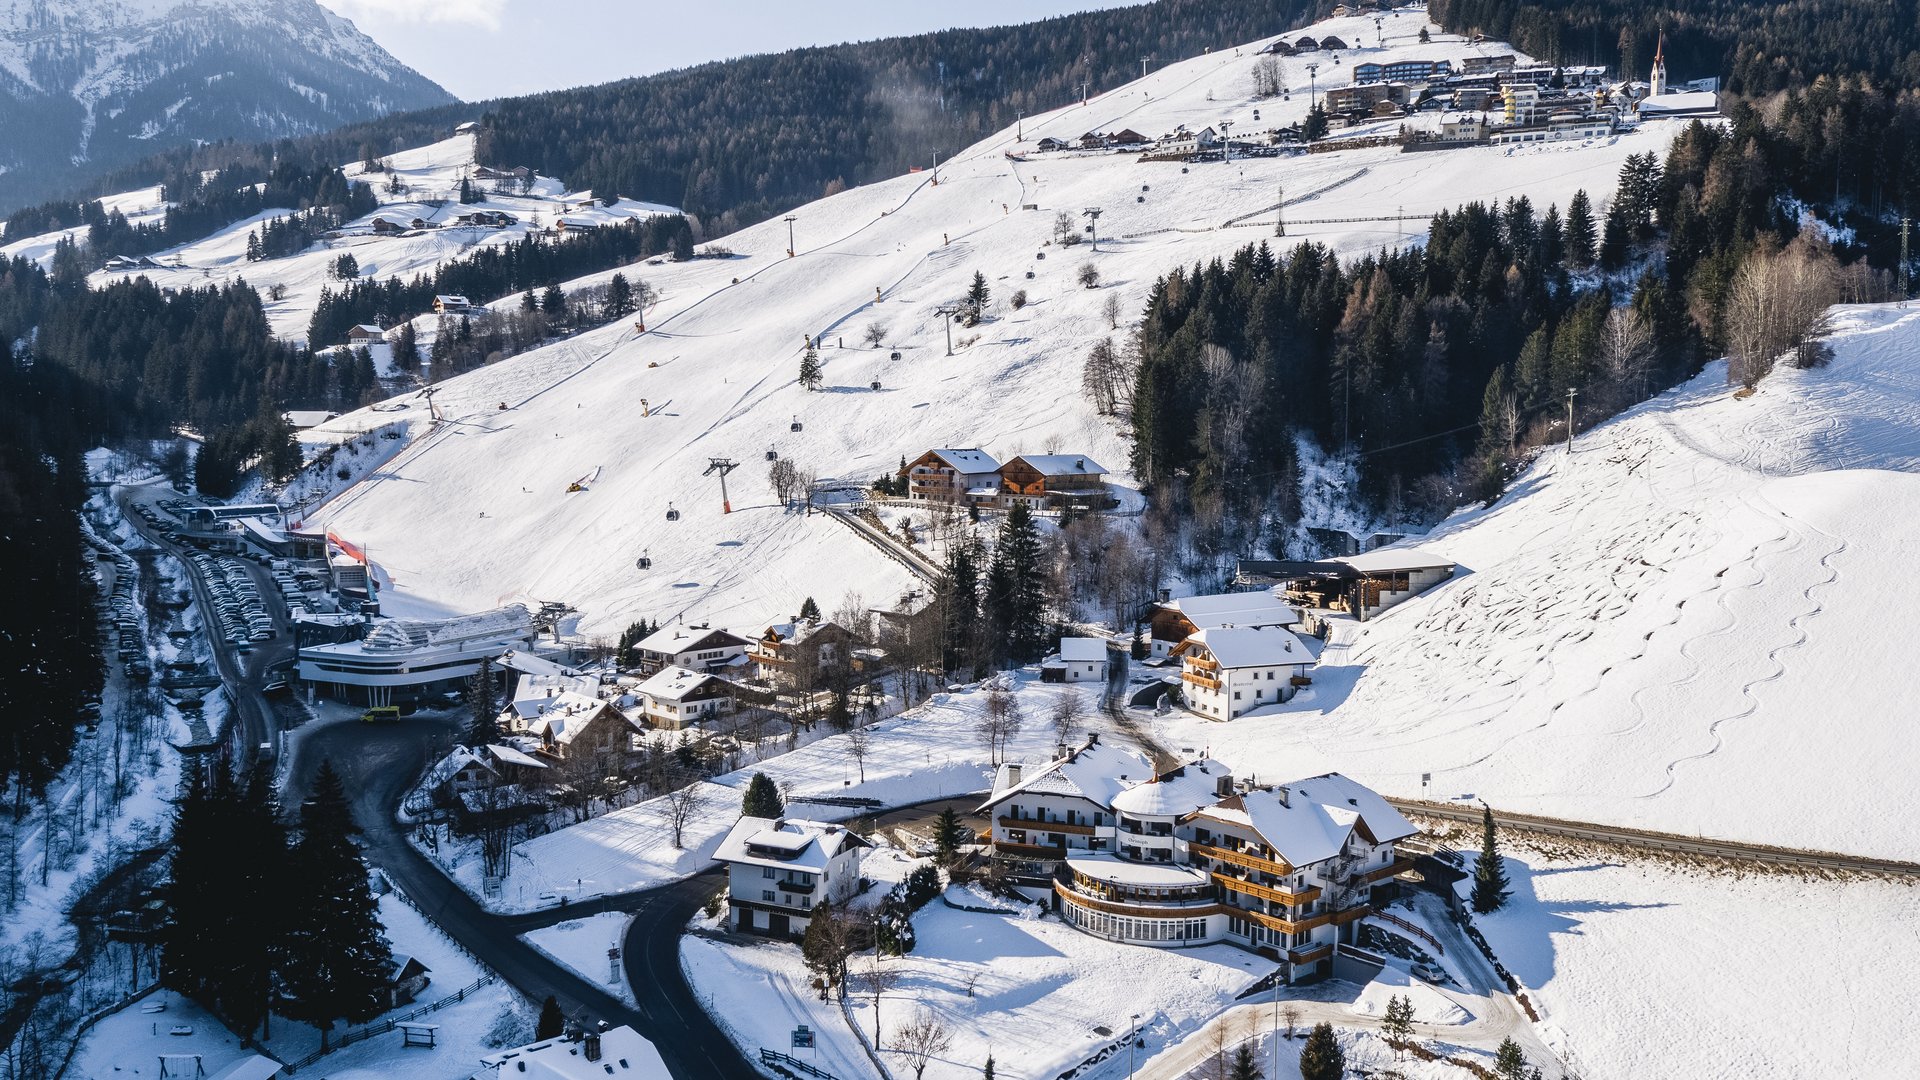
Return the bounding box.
[188,551,276,652]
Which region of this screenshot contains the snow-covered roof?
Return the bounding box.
[1057,637,1108,663]
[284,410,337,429]
[1638,90,1718,114]
[1011,453,1108,476]
[497,648,582,677]
[487,742,548,769]
[478,1026,671,1079]
[1066,854,1211,889]
[435,293,470,305]
[637,622,748,655]
[636,664,728,703]
[979,742,1153,813]
[715,816,867,873]
[1198,771,1415,868]
[1336,547,1456,574]
[1109,758,1230,818]
[521,692,616,744]
[420,746,494,790]
[349,323,384,335]
[1164,590,1300,630]
[1183,625,1313,669]
[207,1056,285,1080]
[927,447,1001,473]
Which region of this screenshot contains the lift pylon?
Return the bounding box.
[704,457,740,514]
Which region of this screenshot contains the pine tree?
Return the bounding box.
[223,762,289,1038]
[742,772,784,818]
[1383,993,1415,1055]
[1493,1037,1528,1080]
[1563,189,1596,268]
[1228,1043,1263,1080]
[277,759,394,1050]
[1297,1022,1344,1080]
[983,1056,995,1080]
[964,270,990,326]
[537,994,565,1039]
[933,806,964,860]
[1472,803,1510,913]
[798,596,822,622]
[606,272,636,318]
[939,535,984,675]
[985,501,1049,664]
[159,760,228,1005]
[798,344,823,390]
[459,177,479,204]
[542,283,568,318]
[468,657,500,745]
[875,887,917,955]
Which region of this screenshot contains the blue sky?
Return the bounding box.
[321,1,1143,101]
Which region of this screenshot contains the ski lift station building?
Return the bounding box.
[296,604,536,706]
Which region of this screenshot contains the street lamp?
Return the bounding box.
[1126,1013,1142,1079]
[783,214,797,257]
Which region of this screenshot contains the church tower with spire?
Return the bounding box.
[1649,30,1668,97]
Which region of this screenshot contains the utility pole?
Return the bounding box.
[1083,206,1103,251]
[704,457,740,513]
[783,215,796,257]
[1275,184,1285,237]
[1565,387,1579,455]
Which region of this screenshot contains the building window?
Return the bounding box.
[763,867,774,878]
[762,890,775,902]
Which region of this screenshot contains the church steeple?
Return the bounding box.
[1649,30,1668,97]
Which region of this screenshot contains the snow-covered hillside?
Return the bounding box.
[295,7,1692,638]
[1163,302,1920,858]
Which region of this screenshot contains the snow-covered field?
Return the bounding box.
[1158,302,1920,859]
[1470,847,1920,1080]
[523,911,636,1007]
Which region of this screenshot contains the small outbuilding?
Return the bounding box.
[1042,637,1110,683]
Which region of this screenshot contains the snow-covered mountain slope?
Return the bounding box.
[299,9,1692,636]
[1163,302,1920,859]
[0,0,452,210]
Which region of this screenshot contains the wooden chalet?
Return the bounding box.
[999,453,1113,510]
[346,323,385,346]
[749,618,852,689]
[433,294,472,314]
[370,216,404,235]
[900,448,1002,503]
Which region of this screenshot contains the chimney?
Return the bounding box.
[584,1032,602,1062]
[1006,764,1023,784]
[1276,785,1291,808]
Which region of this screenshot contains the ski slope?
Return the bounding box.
[301,7,1696,637]
[1162,302,1920,859]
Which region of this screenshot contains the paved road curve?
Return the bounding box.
[286,720,761,1079]
[1388,797,1920,878]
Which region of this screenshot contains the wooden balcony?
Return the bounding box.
[1211,873,1321,907]
[1185,654,1219,671]
[1181,671,1221,690]
[1239,907,1333,935]
[1189,841,1294,877]
[1330,903,1372,927]
[1359,857,1417,885]
[993,840,1067,858]
[999,815,1096,835]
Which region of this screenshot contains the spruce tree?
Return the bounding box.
[159,760,227,1005]
[798,596,822,622]
[1563,189,1597,268]
[933,806,964,860]
[939,535,984,674]
[742,772,784,818]
[1493,1037,1528,1080]
[607,272,636,318]
[964,270,990,325]
[983,1056,995,1080]
[985,502,1048,664]
[277,759,394,1051]
[224,762,289,1038]
[1228,1042,1263,1080]
[459,177,479,204]
[542,283,568,318]
[1383,993,1414,1055]
[537,994,566,1039]
[468,656,500,746]
[1472,803,1510,913]
[1297,1022,1343,1080]
[798,345,823,390]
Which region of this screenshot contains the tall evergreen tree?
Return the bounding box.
[798,344,823,390]
[798,596,822,622]
[964,270,990,325]
[606,272,636,319]
[468,657,500,746]
[1297,1022,1344,1080]
[1563,189,1596,268]
[537,994,566,1039]
[159,760,228,1005]
[742,772,784,818]
[1493,1037,1529,1080]
[1472,802,1511,913]
[933,806,965,861]
[938,534,984,674]
[1228,1043,1263,1080]
[223,762,289,1038]
[277,759,394,1050]
[985,501,1049,664]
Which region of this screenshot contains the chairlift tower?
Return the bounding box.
[1083,206,1104,251]
[705,457,740,514]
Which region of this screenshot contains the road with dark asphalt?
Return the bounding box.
[285,719,761,1079]
[1389,797,1920,877]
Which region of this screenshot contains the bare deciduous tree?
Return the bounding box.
[661,775,709,849]
[862,955,901,1047]
[891,1007,954,1080]
[1597,306,1655,408]
[1083,337,1127,415]
[1251,55,1285,97]
[979,686,1024,765]
[863,321,889,347]
[1102,291,1124,330]
[769,457,803,507]
[1724,235,1840,389]
[846,726,872,782]
[1050,691,1083,755]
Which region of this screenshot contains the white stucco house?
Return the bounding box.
[716,816,869,939]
